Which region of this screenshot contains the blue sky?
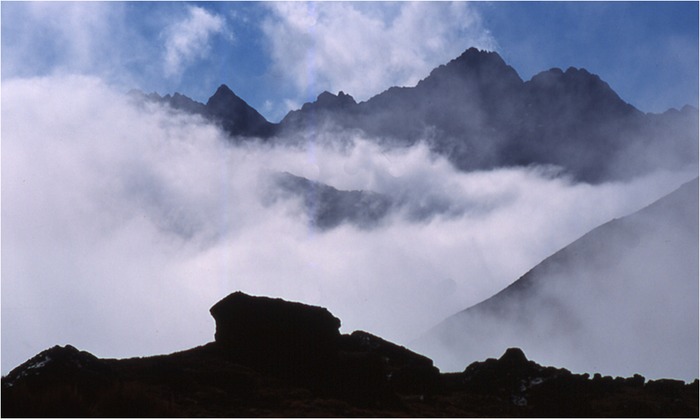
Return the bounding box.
[2,1,698,121]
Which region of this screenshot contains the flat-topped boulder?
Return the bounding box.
[210,292,342,369]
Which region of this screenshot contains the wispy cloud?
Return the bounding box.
[261,2,497,103]
[162,6,230,79]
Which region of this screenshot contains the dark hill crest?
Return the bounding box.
[3,292,697,416]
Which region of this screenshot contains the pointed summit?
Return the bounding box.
[205,85,275,138]
[206,84,247,110]
[215,84,233,94]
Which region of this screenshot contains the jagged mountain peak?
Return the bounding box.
[421,47,523,87]
[527,66,629,104]
[529,66,592,85]
[280,90,359,127]
[134,47,696,183]
[202,84,276,138]
[304,90,357,111]
[214,83,234,95]
[452,47,510,68]
[206,84,245,106]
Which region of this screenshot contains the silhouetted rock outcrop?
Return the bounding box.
[2,294,698,417]
[456,347,698,417]
[208,292,438,403]
[340,330,441,396]
[2,345,113,390]
[210,291,341,374]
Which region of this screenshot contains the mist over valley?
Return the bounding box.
[2,3,698,398]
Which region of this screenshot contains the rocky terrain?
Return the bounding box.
[137,47,698,184]
[3,292,698,417]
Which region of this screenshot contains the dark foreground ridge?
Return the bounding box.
[2,292,697,417]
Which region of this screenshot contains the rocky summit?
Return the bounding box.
[2,292,697,417]
[137,47,698,184]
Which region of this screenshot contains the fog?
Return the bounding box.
[2,75,696,376]
[417,178,698,381]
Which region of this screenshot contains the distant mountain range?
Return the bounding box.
[415,177,699,380]
[136,47,698,183]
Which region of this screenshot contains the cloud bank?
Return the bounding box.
[262,2,497,108]
[2,75,695,378]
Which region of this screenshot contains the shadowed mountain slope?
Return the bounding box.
[205,85,277,138]
[134,84,277,138]
[270,172,393,230]
[416,177,699,380]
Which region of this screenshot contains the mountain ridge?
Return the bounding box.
[136,47,698,183]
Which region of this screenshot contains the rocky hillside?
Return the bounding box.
[3,292,697,417]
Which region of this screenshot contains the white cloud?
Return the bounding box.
[2,75,694,380]
[262,2,497,102]
[162,6,229,79]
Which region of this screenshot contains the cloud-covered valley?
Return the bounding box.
[3,75,696,376]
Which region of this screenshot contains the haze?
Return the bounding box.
[2,75,695,375]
